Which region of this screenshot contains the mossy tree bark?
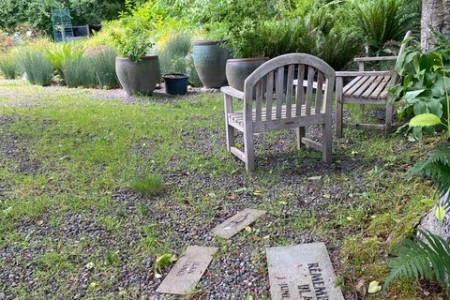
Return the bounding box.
[421,0,450,49]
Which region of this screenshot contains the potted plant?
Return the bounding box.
[224,21,269,92]
[111,17,160,96]
[158,32,195,95]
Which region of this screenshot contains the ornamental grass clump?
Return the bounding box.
[18,48,54,86]
[89,47,119,89]
[62,56,96,88]
[0,51,21,79]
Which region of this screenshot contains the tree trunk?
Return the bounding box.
[418,193,450,244]
[421,0,450,49]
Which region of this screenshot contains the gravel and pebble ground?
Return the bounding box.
[0,82,416,299]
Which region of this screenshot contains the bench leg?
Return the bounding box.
[322,117,332,164]
[243,131,255,172]
[225,124,235,152]
[335,77,344,138]
[296,127,306,150]
[385,101,393,135]
[224,94,235,151]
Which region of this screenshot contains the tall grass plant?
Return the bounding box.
[18,48,54,86]
[0,51,21,79]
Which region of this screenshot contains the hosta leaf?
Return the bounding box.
[409,113,441,127]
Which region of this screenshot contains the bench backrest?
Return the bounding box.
[242,53,335,129]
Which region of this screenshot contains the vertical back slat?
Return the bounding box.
[305,67,315,115]
[255,80,263,121]
[275,67,284,119]
[295,64,305,116]
[285,65,295,118]
[315,72,324,114]
[265,72,274,121]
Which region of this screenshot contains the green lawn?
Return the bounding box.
[0,80,439,299]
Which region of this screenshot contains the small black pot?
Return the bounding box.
[163,73,189,95]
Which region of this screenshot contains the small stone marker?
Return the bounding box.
[211,208,266,239]
[266,243,344,300]
[156,245,218,295]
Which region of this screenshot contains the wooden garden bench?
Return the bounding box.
[335,31,412,137]
[221,53,335,172]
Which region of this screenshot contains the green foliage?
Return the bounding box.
[391,33,450,138]
[353,0,420,54]
[18,48,54,86]
[0,0,126,34]
[408,147,450,203]
[110,20,154,62]
[384,229,450,293]
[0,51,21,79]
[46,42,84,78]
[223,1,362,70]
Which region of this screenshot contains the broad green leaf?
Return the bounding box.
[156,253,177,272]
[435,205,446,222]
[368,281,382,294]
[404,89,425,103]
[409,113,441,127]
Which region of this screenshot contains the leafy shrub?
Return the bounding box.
[0,51,21,79]
[18,48,54,86]
[390,33,450,138]
[353,0,420,54]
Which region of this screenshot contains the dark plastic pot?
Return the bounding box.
[163,73,189,95]
[226,57,269,92]
[192,40,230,88]
[115,55,160,96]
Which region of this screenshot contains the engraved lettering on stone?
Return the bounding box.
[224,213,249,230]
[298,284,313,300]
[278,283,290,299]
[176,261,200,277]
[308,263,329,300]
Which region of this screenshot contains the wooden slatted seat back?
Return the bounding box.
[242,53,335,133]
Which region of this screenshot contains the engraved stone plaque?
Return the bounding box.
[211,208,266,239]
[266,243,344,300]
[156,245,218,295]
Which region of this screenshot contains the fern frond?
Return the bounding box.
[384,230,450,292]
[408,146,450,200]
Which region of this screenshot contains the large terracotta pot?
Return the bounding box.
[226,57,269,92]
[115,55,160,96]
[192,40,230,88]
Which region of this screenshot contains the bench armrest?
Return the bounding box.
[354,56,398,63]
[335,70,393,77]
[221,86,244,100]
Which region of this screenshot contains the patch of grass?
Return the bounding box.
[129,175,164,197]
